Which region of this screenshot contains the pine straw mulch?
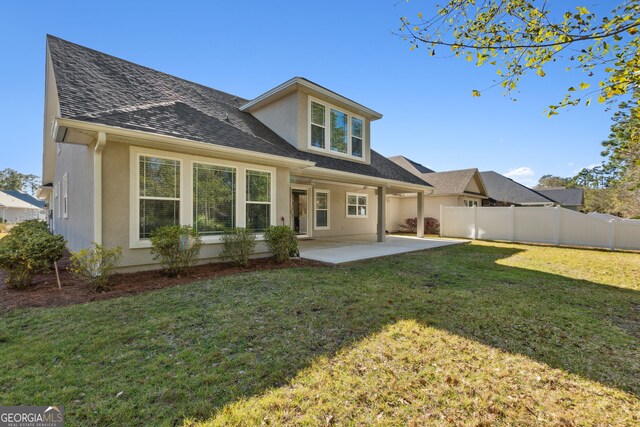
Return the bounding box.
[0,256,324,311]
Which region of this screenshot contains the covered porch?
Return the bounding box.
[288,172,429,243]
[298,234,466,264]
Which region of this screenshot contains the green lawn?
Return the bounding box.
[1,241,638,426]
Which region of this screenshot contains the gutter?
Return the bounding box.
[55,118,316,170]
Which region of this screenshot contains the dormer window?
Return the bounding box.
[309,98,365,159]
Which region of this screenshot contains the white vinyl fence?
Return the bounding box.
[440,205,640,251]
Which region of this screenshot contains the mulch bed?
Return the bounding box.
[0,256,324,311]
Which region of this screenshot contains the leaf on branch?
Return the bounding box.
[579,82,590,90]
[472,90,481,97]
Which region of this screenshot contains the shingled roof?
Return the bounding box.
[387,155,435,176]
[480,171,556,205]
[537,188,584,207]
[47,35,429,187]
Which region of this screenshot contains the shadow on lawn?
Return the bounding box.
[1,243,638,425]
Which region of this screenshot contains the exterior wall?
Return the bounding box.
[52,143,94,251]
[101,141,291,271]
[299,182,378,239]
[251,91,299,147]
[0,207,45,223]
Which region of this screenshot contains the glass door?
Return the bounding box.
[291,188,309,237]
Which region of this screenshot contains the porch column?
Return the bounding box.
[417,190,424,238]
[377,186,386,242]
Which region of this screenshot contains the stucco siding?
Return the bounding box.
[52,143,94,251]
[101,141,289,270]
[251,92,299,148]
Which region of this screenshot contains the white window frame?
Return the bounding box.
[314,189,330,230]
[464,199,478,207]
[346,192,368,218]
[62,173,68,219]
[308,96,366,161]
[54,183,59,220]
[192,161,237,236]
[245,168,274,232]
[129,146,276,248]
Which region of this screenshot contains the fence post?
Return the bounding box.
[439,204,443,237]
[609,219,616,251]
[509,205,515,242]
[473,205,478,240]
[554,206,561,245]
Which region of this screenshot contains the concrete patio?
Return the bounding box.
[298,235,466,264]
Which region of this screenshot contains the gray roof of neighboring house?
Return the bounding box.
[480,171,556,205]
[422,169,483,196]
[47,35,429,187]
[537,188,584,206]
[387,156,435,175]
[1,190,45,209]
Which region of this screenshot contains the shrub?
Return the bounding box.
[399,217,440,235]
[69,243,123,292]
[220,227,256,268]
[150,225,202,277]
[0,220,66,289]
[264,226,299,263]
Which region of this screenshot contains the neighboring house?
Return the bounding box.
[480,171,557,207]
[0,190,46,223]
[537,187,584,211]
[386,156,488,230]
[39,36,432,271]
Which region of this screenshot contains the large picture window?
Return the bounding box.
[309,98,365,160]
[193,163,236,235]
[315,190,329,229]
[246,170,271,232]
[139,156,180,239]
[346,193,368,218]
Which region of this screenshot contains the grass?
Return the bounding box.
[0,241,638,426]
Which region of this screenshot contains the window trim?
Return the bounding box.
[308,96,366,161]
[346,192,368,219]
[192,161,237,237]
[245,168,274,232]
[463,199,478,207]
[314,189,330,230]
[62,173,68,219]
[129,146,276,249]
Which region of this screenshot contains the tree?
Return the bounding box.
[400,1,640,115]
[0,168,39,194]
[535,174,572,188]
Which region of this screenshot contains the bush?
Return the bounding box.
[150,225,202,277]
[0,220,66,289]
[69,243,123,292]
[399,217,440,235]
[220,227,256,268]
[264,226,299,263]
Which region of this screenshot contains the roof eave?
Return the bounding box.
[240,77,383,120]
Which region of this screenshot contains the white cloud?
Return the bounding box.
[504,166,536,186]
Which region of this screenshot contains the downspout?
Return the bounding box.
[93,132,106,244]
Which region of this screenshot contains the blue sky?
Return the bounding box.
[0,1,614,187]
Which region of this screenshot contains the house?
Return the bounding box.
[479,171,557,207]
[386,156,488,230]
[39,36,432,271]
[536,187,584,211]
[0,190,46,223]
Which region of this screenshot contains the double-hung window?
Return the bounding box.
[346,193,368,218]
[245,170,271,232]
[330,109,348,154]
[139,156,181,239]
[351,117,363,158]
[310,102,326,149]
[315,190,329,229]
[193,163,236,235]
